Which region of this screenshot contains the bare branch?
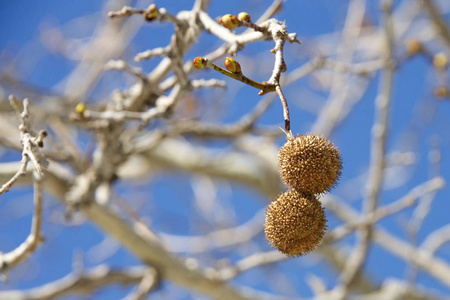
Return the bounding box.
[0,96,48,280]
[422,0,450,50]
[123,268,159,300]
[0,172,45,281]
[219,251,286,280]
[0,154,29,196]
[104,60,148,82]
[0,265,153,300]
[338,0,396,295]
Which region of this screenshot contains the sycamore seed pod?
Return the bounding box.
[224,57,241,73]
[143,4,158,21]
[220,14,240,30]
[278,134,342,194]
[193,57,207,69]
[238,12,251,23]
[265,190,327,257]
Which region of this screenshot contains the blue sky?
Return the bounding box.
[1,0,450,299]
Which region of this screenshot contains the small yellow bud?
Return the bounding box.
[406,39,422,56]
[433,52,448,69]
[143,4,158,21]
[238,12,251,23]
[224,57,241,73]
[75,102,86,115]
[193,57,207,69]
[220,14,240,30]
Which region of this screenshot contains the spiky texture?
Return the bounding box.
[265,190,327,257]
[278,134,342,194]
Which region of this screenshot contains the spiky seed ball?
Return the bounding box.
[265,190,327,257]
[278,134,342,194]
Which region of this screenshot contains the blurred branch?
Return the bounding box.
[0,174,44,282]
[122,268,159,300]
[0,96,47,281]
[79,195,277,300]
[134,138,282,199]
[421,224,450,254]
[160,209,265,253]
[325,195,450,289]
[218,251,286,280]
[0,265,154,300]
[325,177,446,242]
[311,0,370,138]
[357,278,446,300]
[373,176,445,220]
[12,164,276,300]
[168,94,276,138]
[422,0,450,49]
[338,0,395,295]
[0,154,28,196]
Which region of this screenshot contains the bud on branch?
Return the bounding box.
[224,57,241,73]
[220,14,241,30]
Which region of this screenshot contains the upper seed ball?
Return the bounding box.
[278,134,342,194]
[265,190,327,257]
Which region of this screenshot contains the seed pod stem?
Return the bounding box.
[275,85,291,134]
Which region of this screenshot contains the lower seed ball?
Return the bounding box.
[278,134,343,194]
[265,190,327,257]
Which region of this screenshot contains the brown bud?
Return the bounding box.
[265,190,327,257]
[434,86,450,99]
[220,14,240,30]
[405,39,422,56]
[193,57,207,69]
[278,134,342,194]
[238,12,251,23]
[143,4,158,21]
[224,57,241,73]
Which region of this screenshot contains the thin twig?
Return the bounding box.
[0,172,44,281]
[0,96,47,280]
[203,58,275,93]
[104,60,148,82]
[0,265,152,300]
[324,177,445,243]
[325,195,450,289]
[422,0,450,50]
[108,6,145,18]
[123,268,159,300]
[219,251,286,280]
[0,154,29,196]
[275,85,291,134]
